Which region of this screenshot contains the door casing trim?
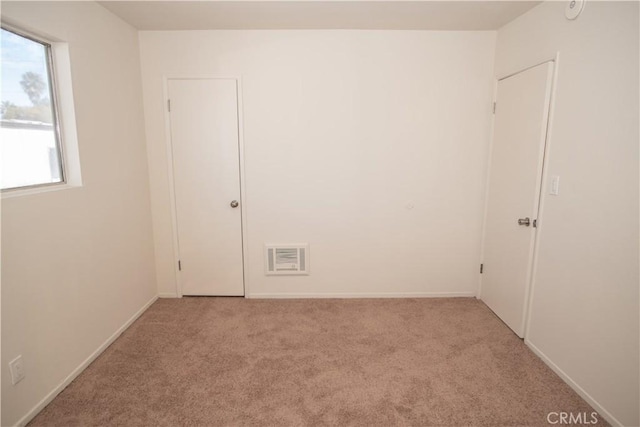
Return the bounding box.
[523,53,560,340]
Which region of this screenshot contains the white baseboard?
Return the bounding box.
[158,293,178,298]
[525,340,622,427]
[14,294,159,427]
[247,291,476,299]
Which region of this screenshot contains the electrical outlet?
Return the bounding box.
[9,355,25,385]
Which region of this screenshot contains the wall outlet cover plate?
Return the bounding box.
[9,356,25,385]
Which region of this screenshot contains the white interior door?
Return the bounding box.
[481,62,554,337]
[168,78,244,296]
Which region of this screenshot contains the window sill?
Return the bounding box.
[1,182,81,199]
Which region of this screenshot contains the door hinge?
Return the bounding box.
[533,219,538,228]
[480,263,484,274]
[167,99,171,112]
[178,260,181,271]
[492,102,496,114]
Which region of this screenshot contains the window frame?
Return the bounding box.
[1,24,66,192]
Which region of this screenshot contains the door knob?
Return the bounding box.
[518,217,530,226]
[230,200,239,208]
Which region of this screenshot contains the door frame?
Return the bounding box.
[162,75,249,298]
[478,54,560,338]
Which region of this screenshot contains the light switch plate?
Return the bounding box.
[550,176,560,195]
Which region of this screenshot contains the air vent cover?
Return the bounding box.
[265,244,309,275]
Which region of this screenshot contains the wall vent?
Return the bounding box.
[265,244,309,275]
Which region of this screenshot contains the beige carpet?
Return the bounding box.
[29,298,605,426]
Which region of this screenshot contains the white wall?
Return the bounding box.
[495,2,639,426]
[1,2,157,425]
[139,30,496,298]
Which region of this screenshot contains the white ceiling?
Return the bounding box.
[98,1,542,31]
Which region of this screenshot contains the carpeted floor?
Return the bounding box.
[29,298,605,426]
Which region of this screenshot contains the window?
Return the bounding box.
[1,26,64,191]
